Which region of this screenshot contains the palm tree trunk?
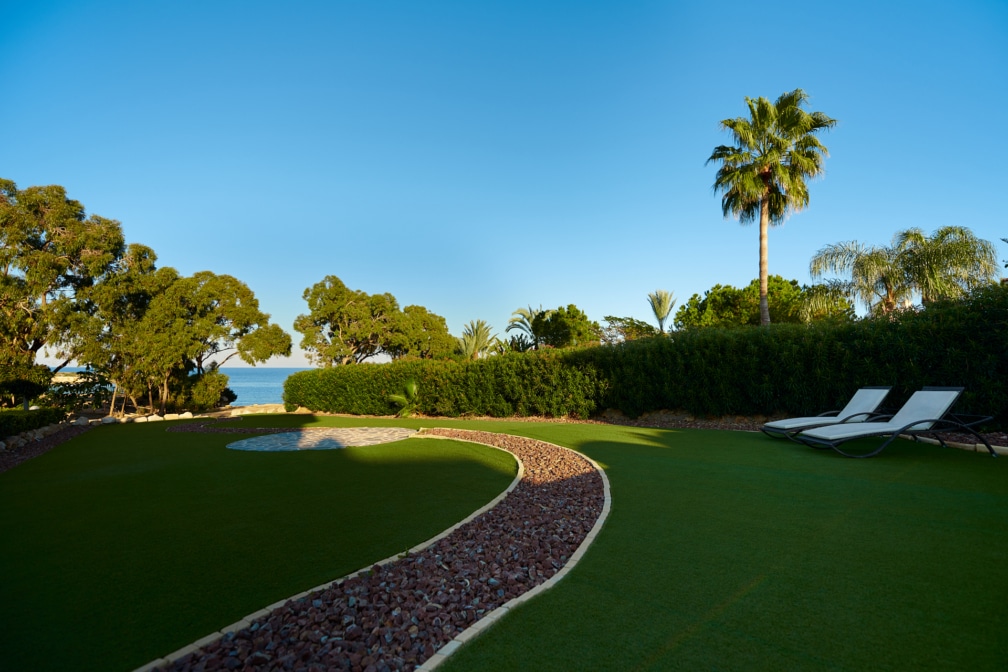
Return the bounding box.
[759,200,771,325]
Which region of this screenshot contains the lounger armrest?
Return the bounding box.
[814,410,842,418]
[837,412,888,423]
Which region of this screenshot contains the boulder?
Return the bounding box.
[147,415,164,422]
[101,416,119,424]
[73,416,90,426]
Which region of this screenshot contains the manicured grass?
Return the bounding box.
[0,419,517,672]
[4,415,1007,671]
[438,424,1008,671]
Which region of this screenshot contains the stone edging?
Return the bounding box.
[134,428,610,672]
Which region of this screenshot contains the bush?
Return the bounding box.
[283,351,605,419]
[0,408,66,439]
[176,370,234,411]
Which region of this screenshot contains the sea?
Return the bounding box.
[219,367,311,406]
[58,366,310,406]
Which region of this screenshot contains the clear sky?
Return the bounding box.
[4,0,1006,367]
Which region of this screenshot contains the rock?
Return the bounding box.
[101,416,119,424]
[133,416,148,423]
[164,413,180,420]
[180,411,194,419]
[147,415,164,422]
[73,416,90,426]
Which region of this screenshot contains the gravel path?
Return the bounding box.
[148,428,606,672]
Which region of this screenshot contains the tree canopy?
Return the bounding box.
[0,178,125,368]
[294,275,453,365]
[707,89,835,325]
[674,276,852,329]
[531,304,601,348]
[601,316,658,344]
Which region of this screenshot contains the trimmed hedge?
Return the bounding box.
[284,285,1008,427]
[0,408,67,439]
[283,352,604,419]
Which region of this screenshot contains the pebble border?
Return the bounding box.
[133,428,610,672]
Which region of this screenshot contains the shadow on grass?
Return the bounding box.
[0,419,517,672]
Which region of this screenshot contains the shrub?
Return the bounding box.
[0,408,66,439]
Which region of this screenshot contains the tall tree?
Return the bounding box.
[646,289,676,334]
[811,226,999,314]
[708,89,836,325]
[0,179,125,368]
[156,270,291,374]
[385,305,456,360]
[294,275,400,365]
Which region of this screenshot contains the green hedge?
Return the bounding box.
[284,352,605,419]
[0,408,67,439]
[284,285,1007,427]
[580,284,1007,425]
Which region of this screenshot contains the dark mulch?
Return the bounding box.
[0,424,95,475]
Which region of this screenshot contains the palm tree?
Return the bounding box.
[810,226,999,314]
[708,89,836,325]
[895,226,998,303]
[646,289,676,334]
[810,240,912,315]
[506,305,551,351]
[458,319,498,360]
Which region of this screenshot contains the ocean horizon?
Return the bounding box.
[59,366,311,406]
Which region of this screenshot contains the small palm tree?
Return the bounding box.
[810,240,912,315]
[387,378,419,417]
[895,226,998,303]
[646,289,676,334]
[708,89,836,325]
[506,305,551,350]
[458,320,498,360]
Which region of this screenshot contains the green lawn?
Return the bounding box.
[440,423,1008,671]
[2,416,1006,671]
[0,418,517,672]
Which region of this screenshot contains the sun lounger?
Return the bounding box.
[795,387,995,458]
[761,386,892,439]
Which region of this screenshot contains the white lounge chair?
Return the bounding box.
[795,387,995,458]
[761,386,892,439]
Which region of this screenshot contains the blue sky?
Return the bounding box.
[4,0,1006,367]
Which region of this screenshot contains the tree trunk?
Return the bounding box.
[759,199,771,326]
[109,384,118,417]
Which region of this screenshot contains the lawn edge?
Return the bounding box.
[132,431,525,672]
